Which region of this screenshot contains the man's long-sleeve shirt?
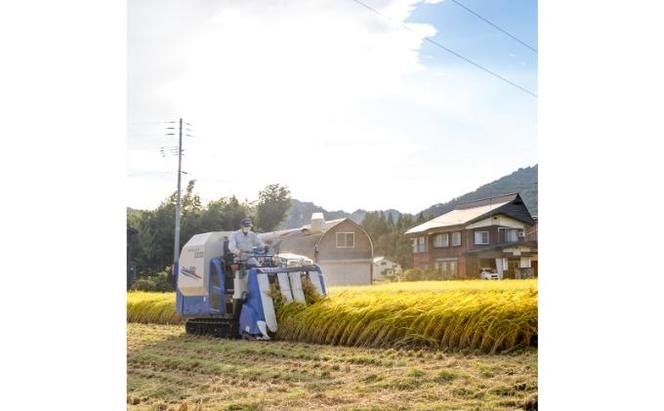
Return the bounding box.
[228,230,264,255]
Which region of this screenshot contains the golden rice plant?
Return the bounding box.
[276,280,537,354]
[127,280,537,353]
[127,291,181,324]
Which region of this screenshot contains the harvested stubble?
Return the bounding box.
[127,280,537,353]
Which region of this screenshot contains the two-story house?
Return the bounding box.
[405,193,537,279]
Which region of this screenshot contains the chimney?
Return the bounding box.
[310,212,325,233]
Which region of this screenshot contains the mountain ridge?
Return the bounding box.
[281,164,537,229]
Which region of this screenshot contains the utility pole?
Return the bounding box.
[163,118,193,281]
[173,118,183,279]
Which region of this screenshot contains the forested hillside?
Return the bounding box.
[280,199,401,229]
[282,165,537,229]
[418,165,538,218]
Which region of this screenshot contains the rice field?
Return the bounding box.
[128,323,538,410]
[127,291,181,325]
[127,280,537,353]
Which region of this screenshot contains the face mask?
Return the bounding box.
[242,227,250,233]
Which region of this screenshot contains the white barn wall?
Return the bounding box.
[319,259,372,286]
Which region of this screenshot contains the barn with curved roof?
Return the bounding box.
[259,213,374,285]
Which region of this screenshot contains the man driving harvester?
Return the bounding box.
[228,217,265,267]
[176,217,328,339]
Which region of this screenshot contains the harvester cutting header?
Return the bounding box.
[176,217,327,339]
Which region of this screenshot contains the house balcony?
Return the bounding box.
[465,239,537,257]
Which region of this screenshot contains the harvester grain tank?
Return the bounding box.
[175,231,327,339]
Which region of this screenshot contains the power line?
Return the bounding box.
[128,121,170,126]
[127,171,174,178]
[450,0,537,53]
[422,36,537,98]
[350,0,537,98]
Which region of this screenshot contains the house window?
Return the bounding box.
[474,231,490,245]
[506,229,522,243]
[435,258,458,278]
[435,260,443,271]
[336,232,355,248]
[452,232,461,246]
[433,233,449,247]
[413,236,427,253]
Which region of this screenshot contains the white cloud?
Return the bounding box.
[128,0,536,213]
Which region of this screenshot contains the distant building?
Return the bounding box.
[405,193,537,279]
[260,213,374,285]
[373,256,401,280]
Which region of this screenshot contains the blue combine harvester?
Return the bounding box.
[175,231,327,339]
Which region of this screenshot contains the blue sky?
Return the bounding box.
[128,0,538,214]
[411,0,537,73]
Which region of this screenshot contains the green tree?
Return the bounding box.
[361,211,414,270]
[130,180,203,277]
[200,195,250,231]
[127,208,144,229]
[255,184,291,232]
[402,268,423,281]
[180,180,203,246]
[129,182,256,280]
